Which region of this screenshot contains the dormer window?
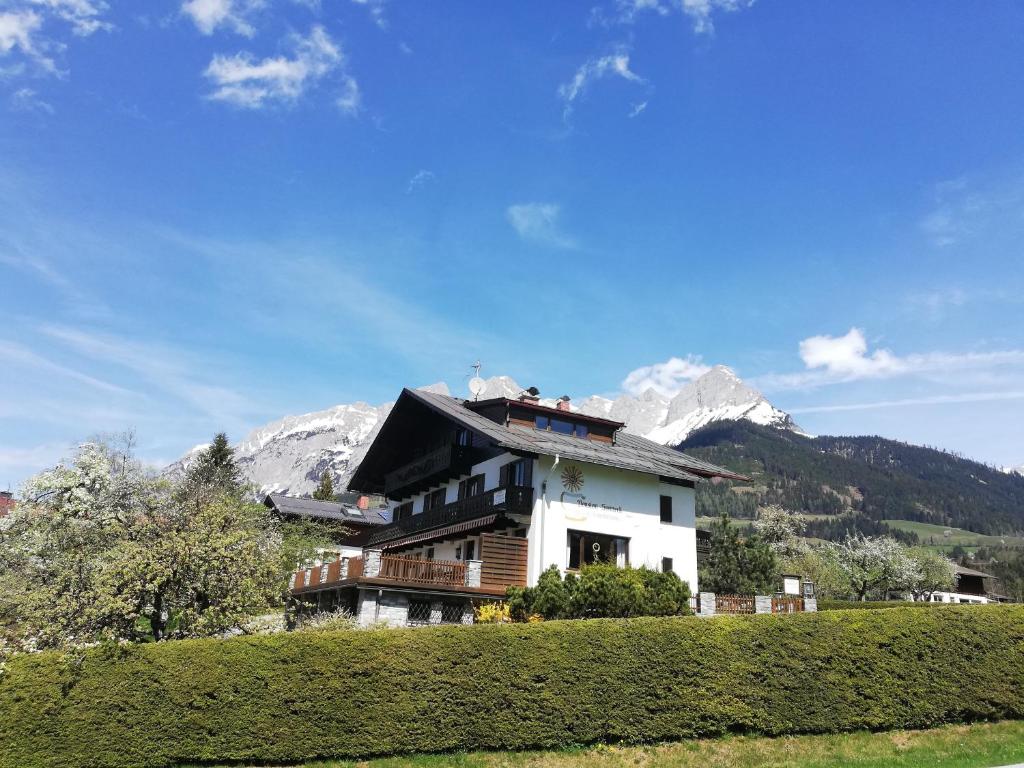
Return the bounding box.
[535,414,588,438]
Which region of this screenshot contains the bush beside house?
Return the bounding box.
[1,605,1022,768]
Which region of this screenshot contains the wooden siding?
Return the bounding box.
[480,532,528,590]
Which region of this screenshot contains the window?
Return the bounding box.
[659,495,673,524]
[465,539,476,561]
[440,601,465,624]
[535,415,588,438]
[455,427,471,447]
[426,547,435,560]
[550,417,574,434]
[423,488,447,512]
[567,530,629,570]
[455,545,462,561]
[394,501,413,521]
[500,457,532,488]
[662,557,673,573]
[458,474,485,500]
[407,599,431,626]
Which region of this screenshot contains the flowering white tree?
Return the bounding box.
[0,438,285,650]
[753,504,806,557]
[833,534,920,601]
[905,548,956,601]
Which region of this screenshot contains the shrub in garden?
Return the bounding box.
[506,563,692,621]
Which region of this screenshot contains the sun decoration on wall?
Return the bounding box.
[561,464,584,493]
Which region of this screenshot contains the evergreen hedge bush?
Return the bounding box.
[818,599,942,610]
[2,605,1023,768]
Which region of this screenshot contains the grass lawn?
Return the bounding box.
[882,519,1024,553]
[190,720,1024,768]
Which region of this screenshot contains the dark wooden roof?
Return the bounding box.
[263,494,392,525]
[348,388,748,493]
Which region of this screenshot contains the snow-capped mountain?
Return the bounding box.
[1001,464,1024,477]
[173,367,800,496]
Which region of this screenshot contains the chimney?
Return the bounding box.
[556,395,571,412]
[519,386,541,405]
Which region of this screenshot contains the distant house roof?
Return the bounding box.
[263,493,392,525]
[954,564,995,579]
[349,388,747,493]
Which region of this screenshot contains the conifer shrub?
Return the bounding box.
[1,605,1022,768]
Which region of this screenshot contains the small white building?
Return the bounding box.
[927,564,1000,605]
[289,387,744,627]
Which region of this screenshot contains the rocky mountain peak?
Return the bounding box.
[172,368,799,497]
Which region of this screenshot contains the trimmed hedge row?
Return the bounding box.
[818,599,942,611]
[2,605,1023,768]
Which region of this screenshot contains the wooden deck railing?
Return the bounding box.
[378,554,466,586]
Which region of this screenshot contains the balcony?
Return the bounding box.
[368,484,534,548]
[290,531,529,595]
[383,443,476,497]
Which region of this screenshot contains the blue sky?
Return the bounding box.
[2,0,1024,487]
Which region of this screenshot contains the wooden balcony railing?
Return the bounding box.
[383,443,483,496]
[368,485,534,547]
[378,554,466,586]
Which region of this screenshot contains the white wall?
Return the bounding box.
[527,455,698,593]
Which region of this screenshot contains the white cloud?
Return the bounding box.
[203,25,351,109]
[406,169,435,194]
[756,327,1024,390]
[27,0,111,36]
[181,0,259,37]
[608,0,751,33]
[559,48,643,120]
[622,355,712,397]
[506,202,577,249]
[0,10,49,71]
[680,0,751,34]
[628,100,647,118]
[0,1,111,77]
[351,0,387,30]
[799,328,903,378]
[336,73,360,114]
[9,85,53,113]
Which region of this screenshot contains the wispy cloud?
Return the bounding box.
[558,47,643,121]
[628,100,647,118]
[622,355,712,397]
[203,25,356,110]
[406,169,435,194]
[0,245,108,316]
[0,338,135,396]
[0,1,111,77]
[39,324,263,429]
[788,390,1024,415]
[755,327,1024,391]
[506,202,577,249]
[8,85,53,113]
[351,0,387,30]
[604,0,752,34]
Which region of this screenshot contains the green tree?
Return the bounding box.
[312,471,335,501]
[780,544,848,599]
[699,514,778,594]
[182,433,242,504]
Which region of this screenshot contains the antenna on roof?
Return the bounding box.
[468,360,486,401]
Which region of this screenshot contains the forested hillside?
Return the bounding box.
[679,421,1024,539]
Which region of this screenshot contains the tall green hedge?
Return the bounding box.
[2,605,1023,768]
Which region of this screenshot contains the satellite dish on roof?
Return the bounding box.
[468,376,486,399]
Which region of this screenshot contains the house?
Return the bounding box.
[0,491,13,518]
[264,493,391,557]
[288,386,745,627]
[927,563,1006,604]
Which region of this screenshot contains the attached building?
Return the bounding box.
[289,387,744,627]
